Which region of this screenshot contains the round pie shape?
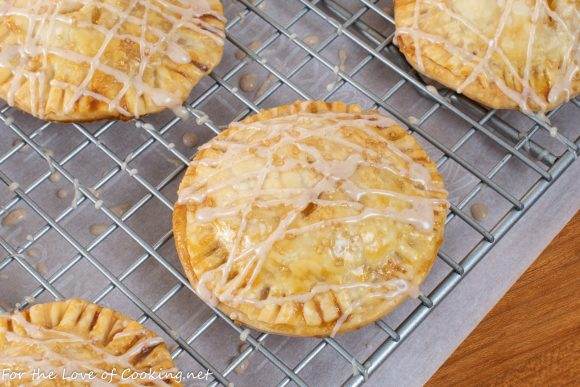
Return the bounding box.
[173,101,448,337]
[0,299,181,385]
[394,0,579,113]
[0,0,225,121]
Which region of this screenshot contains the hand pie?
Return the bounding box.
[0,299,181,386]
[0,0,225,121]
[173,101,448,337]
[394,0,579,113]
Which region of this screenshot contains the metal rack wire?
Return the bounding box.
[0,0,578,386]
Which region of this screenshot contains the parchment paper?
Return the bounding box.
[0,1,578,386]
[368,160,580,386]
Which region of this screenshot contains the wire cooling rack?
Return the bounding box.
[0,0,578,386]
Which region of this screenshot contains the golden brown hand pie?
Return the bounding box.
[394,0,579,113]
[0,0,225,122]
[173,101,448,337]
[0,299,181,386]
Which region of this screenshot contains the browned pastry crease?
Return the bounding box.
[394,0,579,113]
[0,299,181,386]
[0,0,225,121]
[173,100,448,337]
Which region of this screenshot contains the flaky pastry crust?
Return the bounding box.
[0,0,225,121]
[0,299,181,386]
[173,101,448,337]
[394,0,579,113]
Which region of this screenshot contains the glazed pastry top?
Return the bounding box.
[0,0,225,120]
[395,0,579,113]
[175,101,448,336]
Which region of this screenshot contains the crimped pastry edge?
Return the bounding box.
[0,298,182,385]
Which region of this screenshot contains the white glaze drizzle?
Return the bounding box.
[0,0,225,118]
[330,278,409,337]
[411,0,424,71]
[520,0,543,112]
[396,0,578,117]
[0,312,175,386]
[456,1,514,94]
[178,109,448,334]
[71,178,80,209]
